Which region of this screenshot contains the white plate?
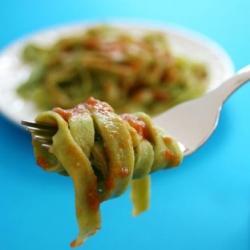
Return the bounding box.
[0,21,235,126]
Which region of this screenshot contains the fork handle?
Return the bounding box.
[213,65,250,103]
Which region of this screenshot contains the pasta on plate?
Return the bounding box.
[31,97,183,247]
[17,25,208,116]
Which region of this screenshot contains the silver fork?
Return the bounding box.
[21,120,57,150]
[21,65,250,156]
[153,65,250,156]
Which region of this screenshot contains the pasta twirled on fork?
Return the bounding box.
[31,97,183,247]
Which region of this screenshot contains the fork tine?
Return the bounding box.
[34,134,53,144]
[41,144,52,150]
[21,120,56,151]
[21,120,58,131]
[27,127,57,135]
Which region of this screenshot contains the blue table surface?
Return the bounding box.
[1,1,250,250]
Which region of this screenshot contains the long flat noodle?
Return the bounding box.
[91,141,109,176]
[130,175,151,216]
[134,112,183,172]
[157,127,183,168]
[32,111,64,173]
[84,99,134,201]
[68,112,95,157]
[132,140,154,179]
[123,121,154,179]
[35,111,101,248]
[32,137,63,173]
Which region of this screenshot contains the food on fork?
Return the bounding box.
[17,25,208,116]
[27,97,183,247]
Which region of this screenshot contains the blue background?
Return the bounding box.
[1,1,250,250]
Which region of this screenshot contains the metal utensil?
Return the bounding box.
[153,65,250,156]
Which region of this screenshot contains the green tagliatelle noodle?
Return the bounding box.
[32,97,183,247]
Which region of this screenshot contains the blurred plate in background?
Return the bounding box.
[0,21,234,126]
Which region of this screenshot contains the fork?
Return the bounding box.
[21,120,57,150]
[21,65,250,156]
[153,65,250,156]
